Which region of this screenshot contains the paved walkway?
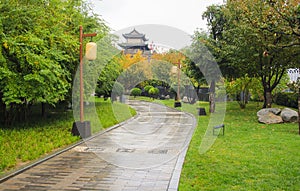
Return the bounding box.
[0,101,196,191]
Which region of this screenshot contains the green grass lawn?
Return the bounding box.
[0,97,136,174]
[178,101,300,191]
[1,95,299,190]
[114,96,300,190]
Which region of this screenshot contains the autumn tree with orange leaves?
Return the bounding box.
[116,51,152,92]
[118,50,146,69]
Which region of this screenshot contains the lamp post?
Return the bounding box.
[79,25,97,122]
[298,73,300,135]
[174,60,182,108]
[72,26,97,139]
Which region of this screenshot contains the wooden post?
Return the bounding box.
[177,60,181,102]
[298,86,300,135]
[297,68,300,135]
[79,26,84,122]
[209,80,216,113]
[79,26,97,122]
[174,60,182,107]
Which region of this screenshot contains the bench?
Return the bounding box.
[197,107,206,116]
[213,124,225,136]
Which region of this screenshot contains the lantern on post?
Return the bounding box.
[171,60,181,108]
[86,42,97,61]
[72,26,97,139]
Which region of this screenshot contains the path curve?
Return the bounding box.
[0,100,196,191]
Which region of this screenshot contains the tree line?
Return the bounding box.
[96,0,300,111]
[190,0,300,109]
[1,0,299,126]
[0,0,109,125]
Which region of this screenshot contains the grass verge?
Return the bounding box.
[0,97,136,174]
[128,96,300,190]
[178,101,300,191]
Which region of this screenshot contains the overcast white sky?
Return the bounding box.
[91,0,224,49]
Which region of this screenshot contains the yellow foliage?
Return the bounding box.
[151,51,186,66]
[3,42,8,49]
[118,50,146,69]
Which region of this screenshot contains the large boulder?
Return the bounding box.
[257,108,281,117]
[258,112,283,124]
[281,108,298,123]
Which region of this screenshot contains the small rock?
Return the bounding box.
[258,112,283,124]
[182,96,189,103]
[281,108,298,123]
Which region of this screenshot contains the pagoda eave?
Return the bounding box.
[118,43,150,49]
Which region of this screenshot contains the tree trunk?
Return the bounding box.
[5,103,15,126]
[263,89,272,108]
[42,103,46,118]
[237,91,247,109]
[1,100,5,124]
[245,89,249,104]
[209,93,215,113]
[209,80,216,113]
[23,104,27,122]
[298,87,300,135]
[2,103,6,124]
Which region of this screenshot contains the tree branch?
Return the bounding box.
[280,42,300,49]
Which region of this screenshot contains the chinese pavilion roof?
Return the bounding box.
[118,43,150,50]
[122,28,148,41]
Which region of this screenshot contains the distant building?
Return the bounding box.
[287,68,300,82]
[118,29,151,56]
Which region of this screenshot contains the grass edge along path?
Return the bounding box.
[0,97,136,175]
[178,101,300,191]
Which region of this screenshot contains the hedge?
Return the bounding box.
[274,92,298,108]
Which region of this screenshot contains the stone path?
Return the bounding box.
[0,101,196,191]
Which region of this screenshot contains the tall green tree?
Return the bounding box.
[96,57,122,99]
[185,31,224,112]
[224,0,299,108]
[202,0,300,108]
[0,0,108,124]
[202,4,238,79]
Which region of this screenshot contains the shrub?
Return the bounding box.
[144,85,154,92]
[149,87,159,99]
[144,85,154,93]
[130,88,142,98]
[274,92,297,108]
[142,85,153,97]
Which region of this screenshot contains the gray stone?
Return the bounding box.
[258,112,283,124]
[182,96,189,103]
[281,108,298,122]
[257,108,281,117]
[257,108,283,124]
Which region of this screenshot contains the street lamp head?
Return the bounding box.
[86,42,97,61]
[171,65,177,74]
